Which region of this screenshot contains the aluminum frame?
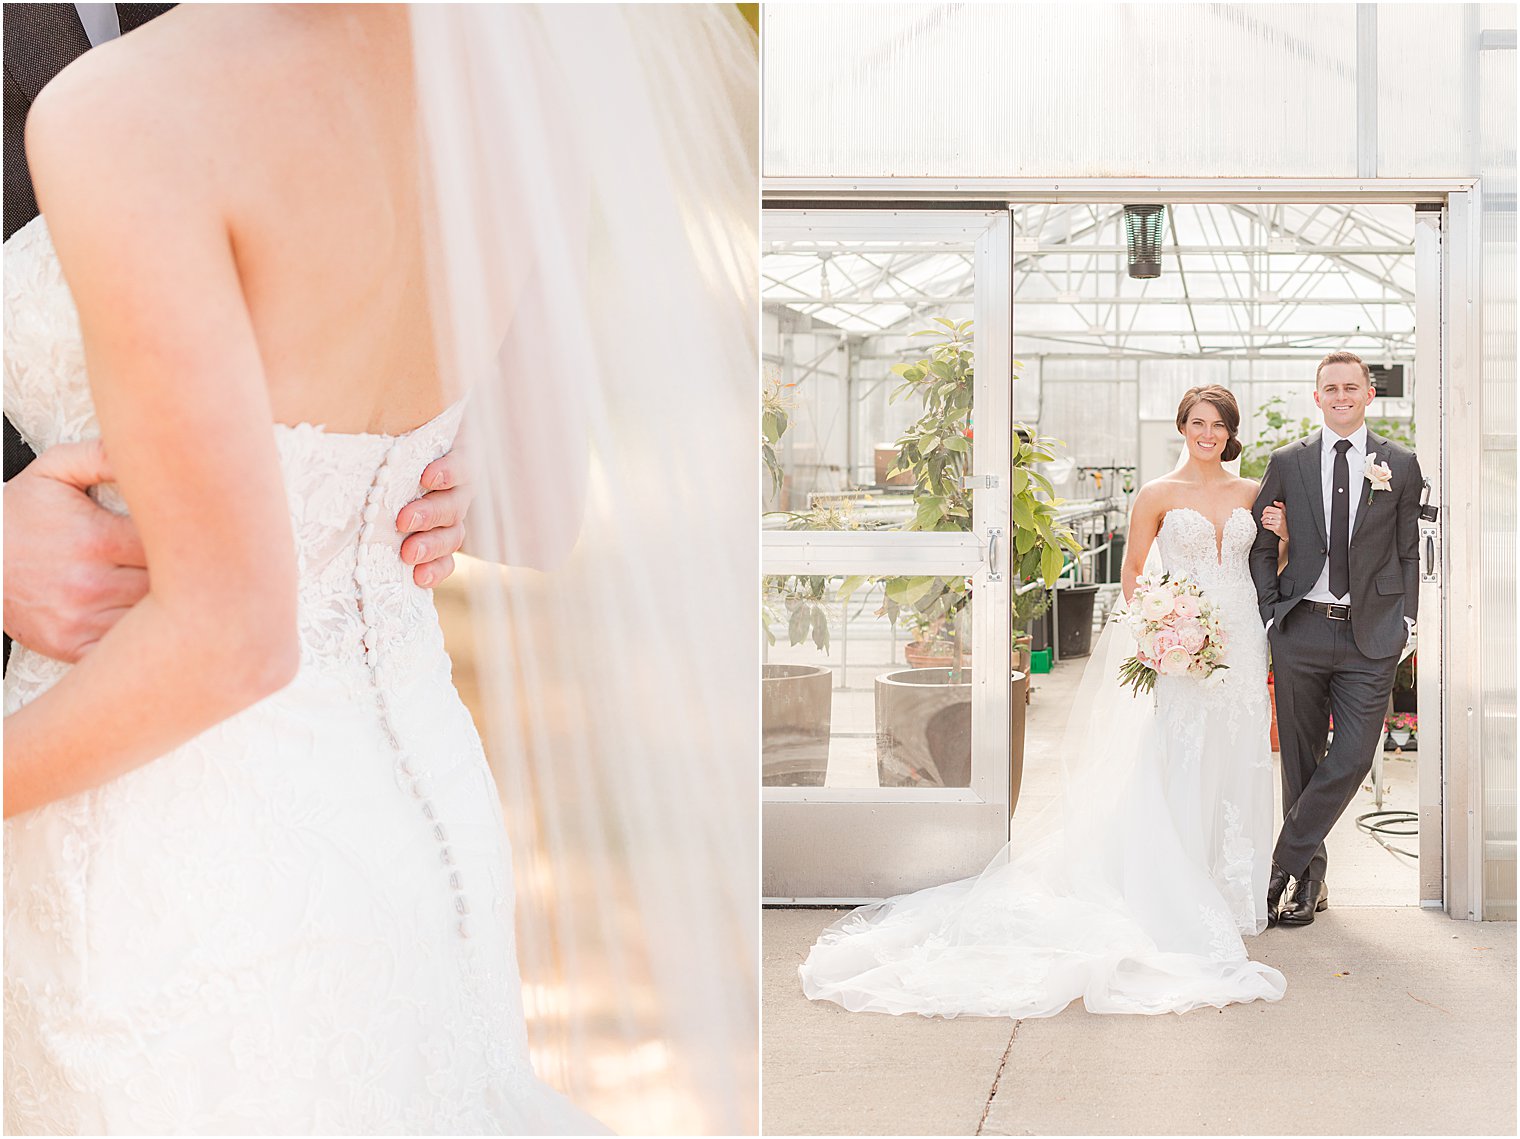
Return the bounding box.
[762,209,1013,903]
[1441,187,1485,921]
[762,177,1483,919]
[1414,206,1445,906]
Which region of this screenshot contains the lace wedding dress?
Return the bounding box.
[799,506,1287,1018]
[3,216,603,1133]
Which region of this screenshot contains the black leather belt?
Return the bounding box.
[1303,601,1351,621]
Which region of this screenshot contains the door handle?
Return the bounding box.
[986,527,1004,583]
[1419,522,1439,583]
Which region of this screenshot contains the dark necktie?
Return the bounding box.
[1329,438,1351,599]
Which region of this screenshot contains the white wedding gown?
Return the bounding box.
[799,506,1287,1018]
[3,216,603,1134]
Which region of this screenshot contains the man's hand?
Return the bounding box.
[3,440,148,662]
[396,445,472,588]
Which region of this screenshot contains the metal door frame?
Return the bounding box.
[762,209,1013,903]
[762,177,1482,918]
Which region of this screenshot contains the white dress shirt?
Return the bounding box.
[1305,423,1368,604]
[74,4,122,48]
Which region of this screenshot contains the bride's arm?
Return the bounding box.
[5,75,299,818]
[1119,484,1166,604]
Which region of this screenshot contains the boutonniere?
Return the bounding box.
[1364,451,1393,504]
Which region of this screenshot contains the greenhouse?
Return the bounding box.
[758,3,1514,934]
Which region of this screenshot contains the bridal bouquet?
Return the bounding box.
[1117,572,1229,695]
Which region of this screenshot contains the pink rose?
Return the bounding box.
[1178,621,1206,654]
[1172,595,1201,619]
[1140,590,1174,621]
[1152,629,1184,656]
[1157,646,1192,675]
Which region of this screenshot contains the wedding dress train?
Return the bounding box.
[799,506,1287,1018]
[3,216,602,1133]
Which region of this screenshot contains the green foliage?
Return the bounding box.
[760,503,865,653]
[878,319,1081,659]
[1237,396,1315,480]
[1009,423,1084,601]
[1367,414,1416,450]
[886,318,976,533]
[761,378,793,501]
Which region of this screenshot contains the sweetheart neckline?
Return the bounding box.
[1162,506,1253,566]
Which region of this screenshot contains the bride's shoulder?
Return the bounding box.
[1129,479,1178,526]
[1133,476,1180,507]
[1229,473,1260,501]
[27,8,282,179]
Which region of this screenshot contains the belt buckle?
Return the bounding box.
[1325,603,1350,621]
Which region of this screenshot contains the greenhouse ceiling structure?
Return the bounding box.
[764,202,1415,362]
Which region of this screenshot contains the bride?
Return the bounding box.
[799,384,1289,1018]
[5,4,757,1133]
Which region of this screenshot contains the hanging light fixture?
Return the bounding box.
[1124,205,1165,279]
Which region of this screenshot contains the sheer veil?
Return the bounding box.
[408,6,757,1132]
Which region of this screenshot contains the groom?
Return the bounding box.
[4,3,469,666]
[1250,351,1422,927]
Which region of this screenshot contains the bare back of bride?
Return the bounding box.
[5,7,588,1133]
[798,385,1287,1019]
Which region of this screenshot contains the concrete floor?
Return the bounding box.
[763,907,1516,1136]
[763,663,1511,1136]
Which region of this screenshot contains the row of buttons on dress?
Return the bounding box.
[357,443,471,940]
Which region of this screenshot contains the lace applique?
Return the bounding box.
[1197,903,1240,962]
[3,217,582,1132]
[1216,800,1259,932]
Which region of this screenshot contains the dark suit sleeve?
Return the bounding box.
[1250,453,1285,622]
[1398,450,1422,625]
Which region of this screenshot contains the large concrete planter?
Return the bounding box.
[762,664,833,786]
[875,667,973,787]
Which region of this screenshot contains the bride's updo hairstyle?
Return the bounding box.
[1176,385,1243,461]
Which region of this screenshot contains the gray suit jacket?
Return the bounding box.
[1249,428,1422,660]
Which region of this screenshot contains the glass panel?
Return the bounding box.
[762,574,975,788]
[763,236,975,526]
[1479,15,1516,918]
[764,4,1360,178]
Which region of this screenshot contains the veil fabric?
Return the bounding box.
[799,515,1285,1019]
[409,6,757,1132]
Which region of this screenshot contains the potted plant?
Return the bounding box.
[866,319,1079,793]
[1386,711,1417,750]
[759,387,851,787]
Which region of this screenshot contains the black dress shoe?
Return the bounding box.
[1278,877,1328,926]
[1266,863,1291,927]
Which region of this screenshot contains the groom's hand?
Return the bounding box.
[3,440,148,662]
[397,446,472,589]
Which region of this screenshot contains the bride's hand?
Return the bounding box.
[397,446,473,588]
[1260,499,1288,544]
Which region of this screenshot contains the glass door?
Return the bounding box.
[761,210,1013,901]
